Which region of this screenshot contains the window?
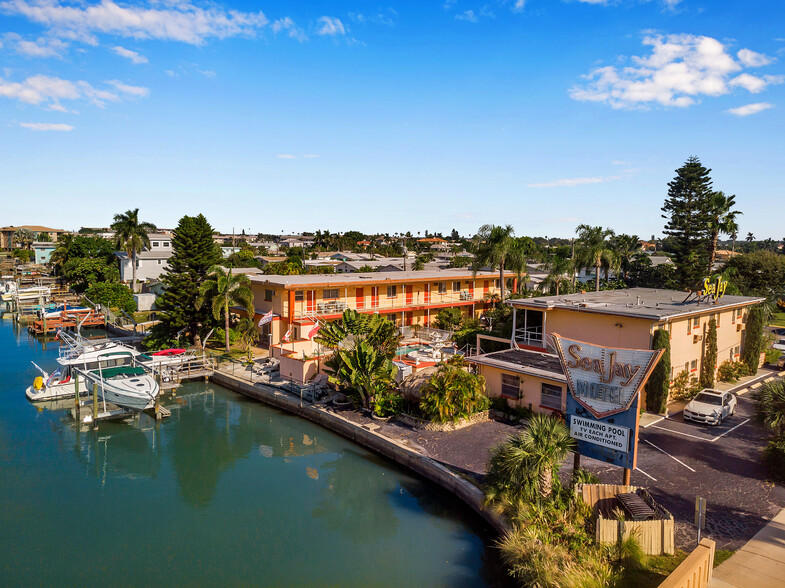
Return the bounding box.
[693,317,700,328]
[294,290,304,302]
[157,259,162,265]
[438,282,447,294]
[690,359,697,372]
[453,281,461,292]
[684,362,689,372]
[501,374,520,399]
[387,285,397,298]
[163,241,170,247]
[495,279,500,288]
[264,289,273,302]
[323,288,339,300]
[541,384,562,410]
[734,345,740,356]
[152,241,159,247]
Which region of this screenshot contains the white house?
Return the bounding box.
[116,233,173,288]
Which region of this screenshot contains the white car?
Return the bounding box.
[773,339,785,351]
[683,389,737,425]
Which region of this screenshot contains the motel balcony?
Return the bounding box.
[284,290,493,321]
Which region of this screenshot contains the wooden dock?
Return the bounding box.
[28,309,106,335]
[72,400,171,425]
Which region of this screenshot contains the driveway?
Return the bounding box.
[574,375,785,550]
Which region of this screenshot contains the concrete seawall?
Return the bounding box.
[210,370,509,536]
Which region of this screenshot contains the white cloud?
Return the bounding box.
[726,102,773,117]
[455,10,478,23]
[270,17,307,42]
[303,154,320,158]
[570,34,783,109]
[0,73,149,108]
[20,121,73,131]
[528,176,620,188]
[200,69,216,79]
[737,48,774,67]
[106,79,150,97]
[317,16,345,36]
[276,154,296,159]
[729,73,783,93]
[0,0,269,45]
[3,32,67,57]
[111,45,147,64]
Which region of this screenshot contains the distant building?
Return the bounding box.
[116,233,173,286]
[0,225,68,249]
[32,242,56,264]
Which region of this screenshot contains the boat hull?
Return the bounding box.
[87,374,160,411]
[25,376,88,402]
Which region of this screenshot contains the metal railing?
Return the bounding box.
[291,291,489,319]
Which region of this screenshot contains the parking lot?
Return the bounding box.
[577,372,785,550]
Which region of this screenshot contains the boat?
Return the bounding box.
[25,330,200,402]
[39,304,90,319]
[83,352,160,411]
[1,284,51,303]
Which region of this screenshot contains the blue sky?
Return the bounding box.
[1,0,783,239]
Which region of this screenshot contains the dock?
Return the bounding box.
[72,399,172,425]
[28,309,106,334]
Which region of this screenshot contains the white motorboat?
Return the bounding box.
[83,353,160,411]
[1,284,51,303]
[25,330,198,402]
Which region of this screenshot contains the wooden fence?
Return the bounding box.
[579,484,675,555]
[659,538,715,588]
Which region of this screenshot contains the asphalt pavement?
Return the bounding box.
[573,374,785,550]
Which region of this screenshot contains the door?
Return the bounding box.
[467,281,474,299]
[424,283,431,304]
[405,285,413,305]
[371,287,379,309]
[483,280,489,295]
[356,287,364,309]
[306,290,315,313]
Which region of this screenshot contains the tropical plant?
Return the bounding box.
[486,414,575,503]
[373,389,405,418]
[84,281,135,313]
[472,224,515,301]
[196,266,254,352]
[325,340,397,409]
[670,370,700,401]
[111,208,156,293]
[507,237,534,294]
[575,224,619,292]
[762,436,785,484]
[542,254,573,295]
[645,329,671,414]
[433,307,464,331]
[753,380,785,437]
[717,360,749,383]
[707,191,742,268]
[419,358,488,423]
[314,309,401,359]
[36,231,51,242]
[610,233,640,282]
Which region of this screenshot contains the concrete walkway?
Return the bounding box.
[710,508,785,588]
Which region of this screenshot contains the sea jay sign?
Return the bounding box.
[552,334,664,419]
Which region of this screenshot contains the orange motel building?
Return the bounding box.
[247,269,517,347]
[469,287,764,416]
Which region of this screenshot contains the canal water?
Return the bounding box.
[0,317,503,586]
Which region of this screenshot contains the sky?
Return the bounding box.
[1,0,783,239]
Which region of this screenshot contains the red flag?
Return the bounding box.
[282,327,292,342]
[308,323,320,338]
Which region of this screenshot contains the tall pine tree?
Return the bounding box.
[148,214,222,347]
[662,156,714,289]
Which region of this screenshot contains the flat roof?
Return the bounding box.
[507,287,764,321]
[469,348,567,382]
[249,268,515,289]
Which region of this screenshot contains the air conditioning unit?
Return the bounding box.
[736,324,742,332]
[693,334,702,343]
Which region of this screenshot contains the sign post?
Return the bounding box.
[695,497,707,544]
[553,334,664,485]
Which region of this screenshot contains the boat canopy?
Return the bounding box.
[93,366,148,378]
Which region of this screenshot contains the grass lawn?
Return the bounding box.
[771,311,785,328]
[620,548,734,587]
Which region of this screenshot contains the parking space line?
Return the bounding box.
[635,467,657,482]
[642,416,665,428]
[642,439,697,472]
[649,425,709,441]
[711,418,751,442]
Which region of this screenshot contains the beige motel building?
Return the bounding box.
[468,287,765,415]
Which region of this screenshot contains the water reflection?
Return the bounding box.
[312,449,400,544]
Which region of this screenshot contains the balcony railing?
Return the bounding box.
[514,326,544,347]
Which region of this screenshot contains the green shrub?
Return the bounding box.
[717,360,750,383]
[762,436,785,484]
[12,248,32,262]
[699,318,718,389]
[670,370,700,401]
[490,396,510,413]
[765,347,783,365]
[743,305,765,374]
[84,281,136,313]
[213,326,241,345]
[373,390,404,418]
[420,358,488,423]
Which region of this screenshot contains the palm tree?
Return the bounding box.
[50,233,74,274]
[610,233,640,283]
[486,414,575,502]
[747,232,755,242]
[575,224,619,292]
[472,224,515,301]
[707,191,742,268]
[506,239,531,295]
[111,208,156,293]
[12,227,35,250]
[542,255,572,295]
[753,380,785,436]
[326,340,397,409]
[196,266,254,352]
